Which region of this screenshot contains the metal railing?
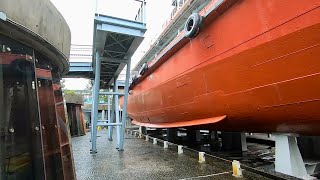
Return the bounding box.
[134,0,147,24]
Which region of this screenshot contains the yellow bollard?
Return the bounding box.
[198,152,205,163]
[97,126,102,131]
[232,160,243,178]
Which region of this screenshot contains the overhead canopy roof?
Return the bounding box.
[93,14,146,89]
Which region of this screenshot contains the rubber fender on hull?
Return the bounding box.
[130,74,138,90]
[184,13,202,39]
[139,63,148,75]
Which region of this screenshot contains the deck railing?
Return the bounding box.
[162,0,189,29]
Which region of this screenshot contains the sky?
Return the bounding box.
[50,0,173,90]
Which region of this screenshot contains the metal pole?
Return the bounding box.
[143,0,146,25]
[107,95,111,123]
[90,81,95,142]
[118,59,131,151]
[102,110,105,120]
[90,50,101,154]
[108,78,117,141]
[99,92,124,95]
[114,80,121,149]
[95,0,98,14]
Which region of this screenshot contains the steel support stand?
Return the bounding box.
[102,110,105,120]
[107,95,111,122]
[196,130,201,142]
[90,50,101,154]
[114,80,121,149]
[118,59,131,151]
[241,133,248,152]
[108,78,117,141]
[274,134,312,179]
[167,128,177,142]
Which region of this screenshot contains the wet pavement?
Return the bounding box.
[71,129,273,180]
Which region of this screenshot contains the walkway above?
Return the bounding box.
[67,62,93,78]
[93,14,146,89]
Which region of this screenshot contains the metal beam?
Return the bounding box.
[97,23,145,37]
[101,72,117,74]
[97,123,122,126]
[69,62,92,66]
[99,92,124,95]
[109,33,128,51]
[100,57,128,64]
[95,14,146,31]
[69,62,93,72]
[69,66,93,72]
[104,49,127,54]
[105,36,133,48]
[107,63,126,86]
[101,65,117,72]
[101,62,120,66]
[111,53,124,58]
[103,50,114,58]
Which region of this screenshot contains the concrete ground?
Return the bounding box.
[71,129,272,180]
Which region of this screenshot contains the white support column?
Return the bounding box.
[274,134,311,179]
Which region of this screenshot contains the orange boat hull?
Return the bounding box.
[127,0,320,135]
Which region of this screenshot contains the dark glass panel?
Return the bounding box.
[0,34,45,180]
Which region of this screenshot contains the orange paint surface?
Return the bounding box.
[127,0,320,135]
[132,115,226,128]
